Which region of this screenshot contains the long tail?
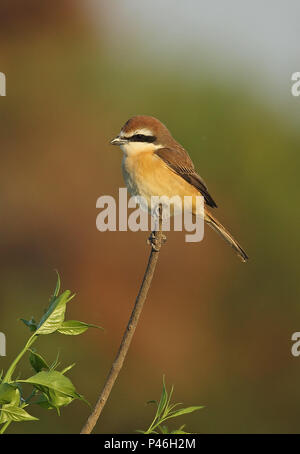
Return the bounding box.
[205,211,248,263]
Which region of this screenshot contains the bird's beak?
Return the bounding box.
[110,136,127,146]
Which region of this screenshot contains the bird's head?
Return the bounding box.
[110,115,174,155]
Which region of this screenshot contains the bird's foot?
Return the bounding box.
[147,231,167,251]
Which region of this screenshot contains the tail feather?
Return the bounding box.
[205,212,248,263]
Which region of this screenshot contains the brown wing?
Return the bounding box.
[154,147,217,208]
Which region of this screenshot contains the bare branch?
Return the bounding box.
[80,215,165,434]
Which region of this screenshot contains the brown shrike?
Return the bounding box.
[110,115,248,262]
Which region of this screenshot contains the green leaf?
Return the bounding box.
[53,271,61,297]
[36,290,74,335]
[36,390,74,413]
[0,383,19,405]
[35,395,54,410]
[17,371,78,398]
[20,317,37,332]
[168,406,204,419]
[60,363,76,375]
[162,384,175,419]
[49,389,73,410]
[17,371,89,408]
[48,389,73,409]
[167,402,182,413]
[0,405,38,423]
[57,320,103,336]
[29,350,49,373]
[156,377,168,420]
[49,351,60,371]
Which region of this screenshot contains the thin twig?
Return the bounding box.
[80,215,165,434]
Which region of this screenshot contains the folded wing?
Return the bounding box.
[154,147,217,208]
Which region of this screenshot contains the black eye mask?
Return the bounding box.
[128,134,157,143]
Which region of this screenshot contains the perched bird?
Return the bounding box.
[110,115,248,262]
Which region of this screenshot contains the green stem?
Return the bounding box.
[0,420,11,434]
[1,335,37,434]
[145,419,157,434]
[24,389,37,404]
[3,334,37,383]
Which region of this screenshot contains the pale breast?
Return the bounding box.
[122,151,201,214]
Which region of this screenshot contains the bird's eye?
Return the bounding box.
[129,134,156,143]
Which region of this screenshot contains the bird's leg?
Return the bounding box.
[147,209,167,251]
[147,231,159,251]
[147,230,167,251]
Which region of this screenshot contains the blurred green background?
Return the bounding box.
[1,0,300,434]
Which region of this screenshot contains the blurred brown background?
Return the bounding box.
[1,0,300,434]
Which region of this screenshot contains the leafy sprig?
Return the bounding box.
[0,273,102,434]
[139,377,203,434]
